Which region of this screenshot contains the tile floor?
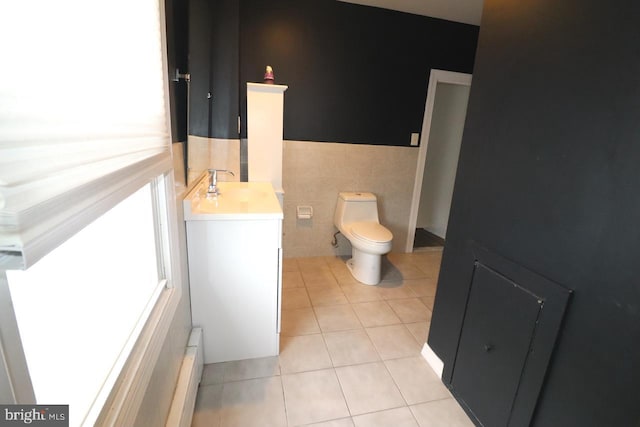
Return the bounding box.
[191,249,474,427]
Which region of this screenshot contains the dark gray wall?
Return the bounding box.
[430,1,640,425]
[186,0,478,145]
[188,0,239,139]
[239,0,478,145]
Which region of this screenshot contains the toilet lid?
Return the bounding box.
[350,222,393,243]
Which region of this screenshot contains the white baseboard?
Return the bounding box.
[165,328,204,427]
[421,342,445,379]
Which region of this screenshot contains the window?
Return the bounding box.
[6,179,169,425]
[0,0,182,424]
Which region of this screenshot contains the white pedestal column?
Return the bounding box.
[246,82,288,206]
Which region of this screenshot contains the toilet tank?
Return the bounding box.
[334,192,380,228]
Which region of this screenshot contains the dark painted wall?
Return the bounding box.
[188,0,239,139]
[186,0,478,144]
[429,1,640,426]
[239,0,478,145]
[165,0,188,142]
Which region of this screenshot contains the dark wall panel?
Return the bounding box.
[239,0,478,145]
[429,0,640,425]
[188,0,212,137]
[210,0,239,139]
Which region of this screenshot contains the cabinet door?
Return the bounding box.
[452,264,542,426]
[187,219,281,363]
[450,245,572,426]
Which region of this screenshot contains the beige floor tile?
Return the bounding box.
[282,288,311,310]
[376,283,417,300]
[219,377,287,427]
[329,262,361,286]
[352,301,401,327]
[412,252,442,280]
[201,363,225,386]
[324,255,349,269]
[405,322,431,345]
[323,329,380,367]
[340,283,383,303]
[419,296,435,310]
[192,384,223,427]
[223,356,280,382]
[282,369,350,426]
[405,278,438,297]
[279,334,332,374]
[308,286,349,306]
[387,298,432,323]
[302,267,339,288]
[410,399,474,427]
[283,270,305,288]
[335,362,405,415]
[314,305,363,332]
[282,258,299,272]
[385,256,428,280]
[386,253,415,265]
[384,357,451,405]
[366,325,422,360]
[297,256,330,271]
[352,407,419,427]
[281,307,321,336]
[307,419,355,427]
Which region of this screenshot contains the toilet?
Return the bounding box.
[334,192,393,285]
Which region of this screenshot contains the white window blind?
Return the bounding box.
[0,0,172,269]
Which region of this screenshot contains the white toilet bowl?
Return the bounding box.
[334,192,393,285]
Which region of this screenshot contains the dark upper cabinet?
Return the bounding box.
[188,0,239,139]
[450,245,571,427]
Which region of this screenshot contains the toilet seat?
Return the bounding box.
[350,222,392,243]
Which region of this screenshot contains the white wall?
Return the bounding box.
[417,83,470,238]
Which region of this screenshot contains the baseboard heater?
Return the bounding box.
[166,328,204,427]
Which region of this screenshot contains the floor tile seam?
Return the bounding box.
[362,324,424,360]
[318,330,339,369]
[279,363,337,376]
[332,364,356,420]
[218,371,282,384]
[351,299,402,327]
[350,404,419,423]
[283,366,352,426]
[310,303,365,332]
[382,357,425,409]
[386,297,430,322]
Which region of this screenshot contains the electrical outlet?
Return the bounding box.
[410,133,420,146]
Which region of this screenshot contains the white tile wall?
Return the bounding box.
[186,136,241,185]
[185,138,420,257]
[283,140,419,257]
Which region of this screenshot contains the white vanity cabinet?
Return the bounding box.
[184,179,283,364]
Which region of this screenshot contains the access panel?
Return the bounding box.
[450,245,571,426]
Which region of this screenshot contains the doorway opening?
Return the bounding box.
[407,70,472,252]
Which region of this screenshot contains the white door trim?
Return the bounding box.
[406,69,472,252]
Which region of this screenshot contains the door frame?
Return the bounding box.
[405,69,472,252]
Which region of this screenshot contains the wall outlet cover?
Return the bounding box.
[410,133,420,146]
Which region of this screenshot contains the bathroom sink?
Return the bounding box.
[222,187,269,202]
[183,174,283,221]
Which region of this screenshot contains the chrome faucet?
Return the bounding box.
[207,169,235,195]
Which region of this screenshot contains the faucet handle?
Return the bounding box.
[207,169,235,195]
[207,169,235,179]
